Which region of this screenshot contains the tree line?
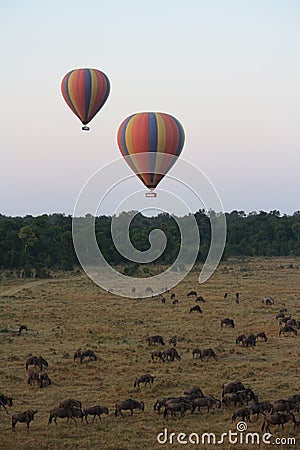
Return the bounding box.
[0,210,300,276]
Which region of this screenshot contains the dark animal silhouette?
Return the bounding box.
[232,407,251,422]
[49,406,83,425]
[222,381,245,397]
[187,290,197,297]
[39,372,51,388]
[163,347,181,361]
[221,318,235,328]
[134,374,156,388]
[147,335,165,346]
[262,413,295,433]
[80,349,97,363]
[256,332,268,342]
[262,297,275,305]
[189,305,202,314]
[279,325,297,336]
[18,325,28,334]
[115,398,144,417]
[184,387,204,398]
[169,336,177,346]
[200,348,217,361]
[151,350,165,363]
[59,398,82,410]
[83,405,109,423]
[0,394,13,414]
[191,396,221,414]
[73,348,82,362]
[236,334,247,345]
[196,296,206,302]
[163,399,192,419]
[27,370,40,386]
[12,410,37,431]
[192,347,201,359]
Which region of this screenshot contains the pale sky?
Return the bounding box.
[1,0,299,216]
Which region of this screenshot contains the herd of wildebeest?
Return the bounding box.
[1,288,300,436]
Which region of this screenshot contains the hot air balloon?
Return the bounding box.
[61,68,110,131]
[117,112,185,196]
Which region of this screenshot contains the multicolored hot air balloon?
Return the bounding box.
[117,112,185,191]
[61,68,110,131]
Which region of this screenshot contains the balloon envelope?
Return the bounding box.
[117,112,185,189]
[61,68,110,126]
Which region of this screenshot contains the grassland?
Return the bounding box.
[0,257,299,450]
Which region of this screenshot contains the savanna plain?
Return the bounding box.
[0,257,299,450]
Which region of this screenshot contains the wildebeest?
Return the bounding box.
[26,355,48,371]
[279,325,297,336]
[192,347,201,359]
[0,394,13,414]
[73,348,82,362]
[151,350,165,363]
[242,334,257,347]
[39,372,51,388]
[221,318,235,328]
[59,398,82,410]
[232,407,251,422]
[256,332,268,342]
[163,347,181,362]
[222,381,245,397]
[163,399,192,419]
[200,348,217,361]
[187,290,197,297]
[189,305,202,314]
[147,335,165,346]
[37,356,48,371]
[169,336,177,346]
[80,349,97,363]
[12,410,37,431]
[191,396,221,414]
[49,406,82,425]
[171,293,176,300]
[271,400,297,414]
[196,296,206,302]
[236,334,247,345]
[262,412,295,433]
[247,402,272,420]
[83,405,109,423]
[18,325,28,335]
[115,398,144,417]
[262,297,275,305]
[27,370,40,386]
[134,374,156,388]
[184,387,204,398]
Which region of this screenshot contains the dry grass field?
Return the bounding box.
[0,257,299,450]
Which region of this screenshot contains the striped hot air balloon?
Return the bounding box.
[117,112,185,190]
[61,68,110,130]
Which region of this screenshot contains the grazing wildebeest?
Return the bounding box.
[0,394,13,414]
[49,406,82,425]
[184,387,204,398]
[59,398,82,410]
[279,325,297,336]
[237,388,258,404]
[27,370,40,386]
[200,348,217,361]
[39,372,51,388]
[163,347,181,361]
[221,318,235,328]
[25,355,39,371]
[18,325,28,335]
[187,290,197,297]
[37,356,48,371]
[151,350,165,363]
[256,332,268,342]
[236,334,247,345]
[163,399,192,419]
[83,406,109,423]
[232,407,251,422]
[192,347,201,359]
[12,410,37,431]
[189,305,202,314]
[115,399,144,417]
[80,350,97,363]
[134,374,156,388]
[222,381,245,397]
[191,396,221,414]
[262,413,295,433]
[172,299,179,305]
[169,336,177,346]
[196,296,206,302]
[262,297,275,305]
[242,334,256,347]
[147,335,165,346]
[73,348,82,362]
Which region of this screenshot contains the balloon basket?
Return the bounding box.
[145,192,157,198]
[82,126,90,131]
